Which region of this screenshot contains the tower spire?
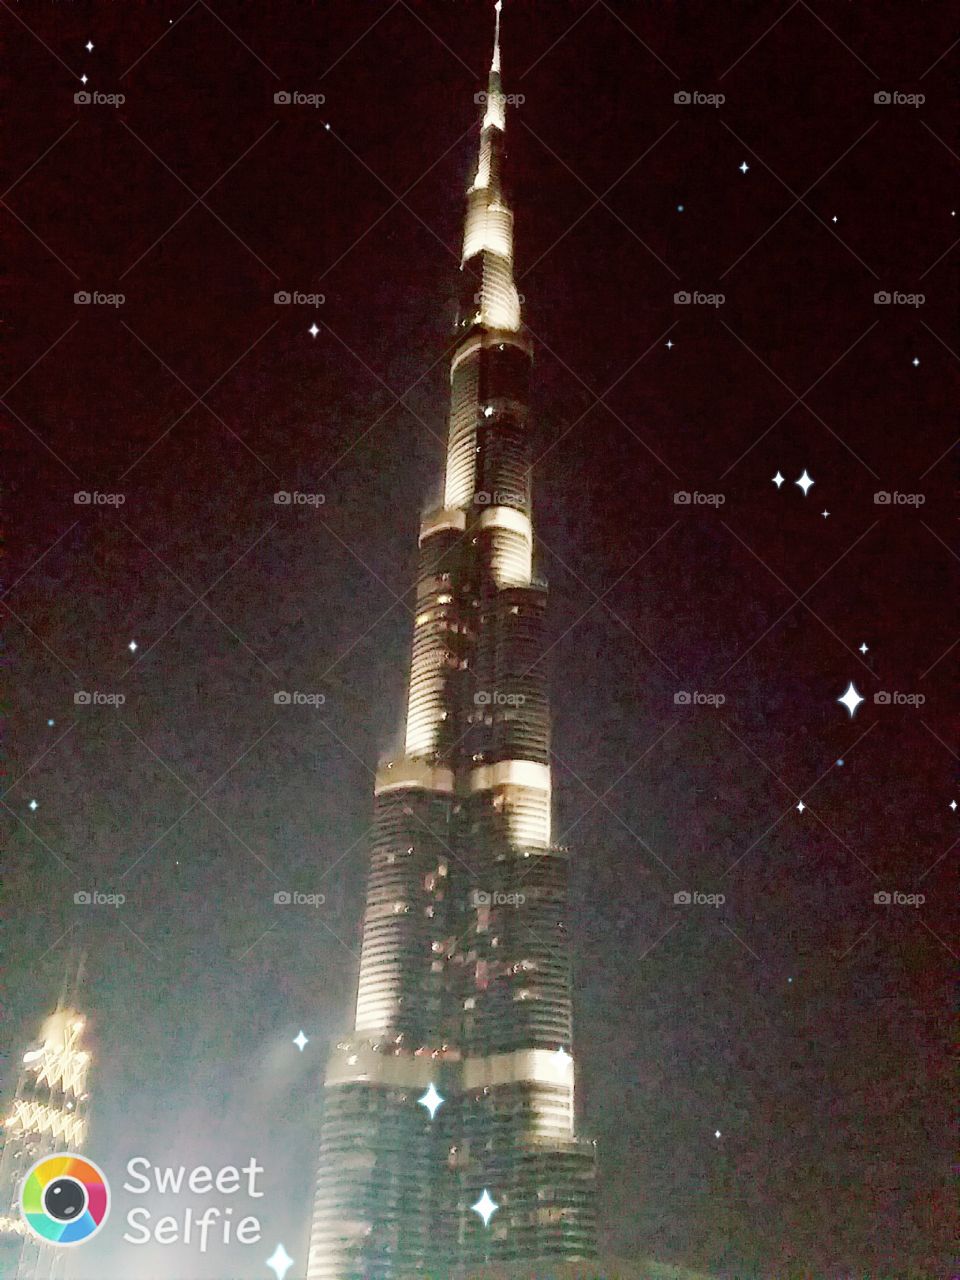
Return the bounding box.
[491,0,502,74]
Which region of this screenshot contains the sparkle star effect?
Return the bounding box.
[85,40,94,51]
[293,1030,309,1052]
[418,1083,444,1119]
[912,357,920,367]
[471,1189,499,1226]
[80,74,88,84]
[714,1129,722,1138]
[28,799,38,812]
[665,339,674,350]
[859,642,869,654]
[950,800,957,812]
[821,510,829,518]
[796,800,806,814]
[795,469,814,496]
[128,640,138,652]
[309,323,320,337]
[772,471,785,488]
[265,1243,294,1280]
[739,161,749,174]
[837,681,864,718]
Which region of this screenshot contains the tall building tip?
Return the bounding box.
[491,0,502,72]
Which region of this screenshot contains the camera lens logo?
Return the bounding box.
[21,1153,110,1246]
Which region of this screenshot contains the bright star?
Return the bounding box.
[714,1129,722,1138]
[859,643,868,654]
[795,469,814,496]
[418,1083,444,1119]
[912,357,920,367]
[128,640,138,652]
[950,800,957,812]
[831,215,837,223]
[796,800,806,814]
[676,204,684,212]
[47,719,55,727]
[266,1243,294,1280]
[471,1188,499,1226]
[665,339,674,350]
[28,800,38,812]
[836,759,844,767]
[309,323,320,337]
[85,40,94,51]
[293,1030,309,1052]
[772,471,785,488]
[739,161,749,174]
[324,123,331,131]
[821,510,829,518]
[837,681,864,719]
[80,74,88,84]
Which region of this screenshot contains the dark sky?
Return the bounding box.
[3,3,957,1278]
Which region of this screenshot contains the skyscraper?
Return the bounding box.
[307,6,596,1276]
[0,961,92,1280]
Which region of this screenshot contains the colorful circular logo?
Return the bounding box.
[20,1153,110,1246]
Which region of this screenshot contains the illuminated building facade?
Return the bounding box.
[306,6,596,1277]
[0,989,92,1280]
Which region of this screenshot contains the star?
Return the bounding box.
[836,758,844,767]
[912,357,920,367]
[831,215,838,223]
[676,204,684,212]
[665,339,674,350]
[324,123,331,131]
[80,74,88,84]
[265,1243,294,1280]
[739,161,749,174]
[821,510,829,518]
[714,1129,722,1138]
[47,719,55,727]
[787,977,794,983]
[859,642,869,654]
[471,1189,499,1226]
[950,800,957,812]
[309,323,320,337]
[418,1083,444,1119]
[837,681,864,719]
[85,40,94,51]
[28,799,38,812]
[772,471,785,488]
[795,469,814,496]
[796,800,806,814]
[128,640,138,652]
[293,1030,309,1052]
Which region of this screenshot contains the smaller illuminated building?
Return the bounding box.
[0,997,92,1280]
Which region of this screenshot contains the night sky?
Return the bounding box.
[3,3,957,1278]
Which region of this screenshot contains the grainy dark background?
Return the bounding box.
[3,2,957,1277]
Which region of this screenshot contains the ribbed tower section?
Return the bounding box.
[306,7,596,1277]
